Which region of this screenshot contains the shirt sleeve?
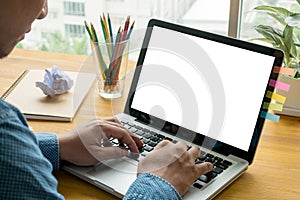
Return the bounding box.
[0,99,64,199]
[124,173,182,200]
[36,133,60,171]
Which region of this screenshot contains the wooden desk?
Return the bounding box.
[1,49,299,199]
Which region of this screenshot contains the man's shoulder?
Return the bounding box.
[0,98,19,117]
[0,98,28,126]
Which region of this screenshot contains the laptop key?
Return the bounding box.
[206,153,214,158]
[198,175,211,183]
[123,124,131,129]
[127,122,135,127]
[144,145,154,152]
[120,120,128,125]
[142,138,150,144]
[206,171,218,179]
[150,131,158,135]
[129,127,138,133]
[143,128,150,133]
[135,125,143,130]
[215,163,228,170]
[150,136,160,142]
[213,166,223,174]
[143,133,152,139]
[215,156,223,162]
[193,182,203,189]
[148,141,157,147]
[222,160,232,166]
[136,130,145,136]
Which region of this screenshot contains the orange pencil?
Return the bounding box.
[126,20,135,40]
[122,16,130,41]
[107,27,121,84]
[112,30,126,83]
[111,30,124,84]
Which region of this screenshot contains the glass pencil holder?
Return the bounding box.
[91,39,129,99]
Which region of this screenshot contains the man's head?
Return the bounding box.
[0,0,48,58]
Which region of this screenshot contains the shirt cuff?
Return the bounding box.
[36,133,60,171]
[124,173,182,200]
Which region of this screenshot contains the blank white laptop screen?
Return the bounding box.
[131,26,275,151]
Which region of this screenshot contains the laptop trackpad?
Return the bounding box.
[87,157,138,195]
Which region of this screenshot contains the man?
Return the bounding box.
[0,0,213,199]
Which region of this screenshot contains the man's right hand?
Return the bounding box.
[137,140,213,196]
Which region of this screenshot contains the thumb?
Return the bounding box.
[196,162,213,175]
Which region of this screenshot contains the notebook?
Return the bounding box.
[63,19,284,199]
[2,69,96,122]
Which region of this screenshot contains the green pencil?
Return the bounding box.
[84,20,93,41]
[91,23,107,78]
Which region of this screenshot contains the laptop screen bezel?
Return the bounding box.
[124,19,284,165]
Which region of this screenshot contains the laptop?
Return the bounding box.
[63,19,284,199]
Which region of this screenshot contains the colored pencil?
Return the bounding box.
[102,13,111,43]
[126,21,135,40]
[107,27,122,85]
[90,23,99,42]
[84,20,93,41]
[85,14,135,88]
[122,16,130,41]
[103,13,113,56]
[108,14,114,43]
[100,16,108,42]
[100,16,112,59]
[90,23,107,78]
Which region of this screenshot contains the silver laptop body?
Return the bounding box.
[63,19,284,199]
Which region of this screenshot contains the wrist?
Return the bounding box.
[57,132,73,162]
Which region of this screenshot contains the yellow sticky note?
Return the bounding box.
[263,102,283,112]
[266,91,286,104]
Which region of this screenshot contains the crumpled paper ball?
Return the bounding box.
[36,65,74,96]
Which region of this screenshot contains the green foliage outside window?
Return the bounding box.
[17,32,89,55]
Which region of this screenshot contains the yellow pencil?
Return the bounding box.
[102,14,113,58]
[102,13,111,43]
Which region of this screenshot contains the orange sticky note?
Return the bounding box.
[273,66,294,75]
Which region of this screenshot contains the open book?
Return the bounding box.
[2,69,96,121]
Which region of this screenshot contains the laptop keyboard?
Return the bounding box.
[112,120,233,189]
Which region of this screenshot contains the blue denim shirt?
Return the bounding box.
[0,99,181,199]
